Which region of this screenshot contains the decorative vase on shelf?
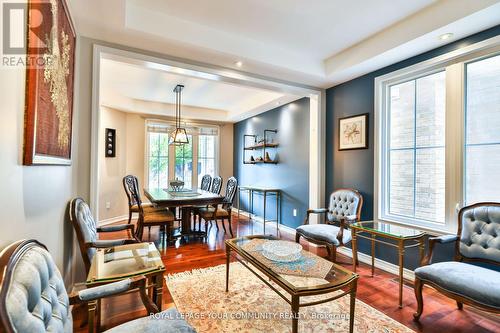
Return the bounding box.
[264,152,272,162]
[250,155,255,162]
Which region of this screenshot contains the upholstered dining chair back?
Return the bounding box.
[0,240,73,333]
[326,189,363,223]
[200,174,212,191]
[222,177,238,209]
[211,176,223,195]
[69,197,98,271]
[123,174,140,208]
[458,203,500,263]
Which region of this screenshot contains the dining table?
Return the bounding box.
[144,188,225,241]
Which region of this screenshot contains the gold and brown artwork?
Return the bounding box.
[338,113,368,150]
[23,0,76,165]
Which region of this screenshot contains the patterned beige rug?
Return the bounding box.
[166,263,415,333]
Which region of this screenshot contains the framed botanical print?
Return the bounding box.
[23,0,76,165]
[338,113,368,150]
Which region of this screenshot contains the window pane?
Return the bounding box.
[466,145,500,203]
[466,54,500,203]
[416,72,446,147]
[389,150,414,217]
[175,135,193,189]
[387,72,445,224]
[390,81,415,149]
[415,148,445,222]
[466,55,500,144]
[148,132,168,188]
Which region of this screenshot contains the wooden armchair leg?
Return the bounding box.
[457,301,463,310]
[331,245,337,262]
[128,211,132,224]
[295,233,301,243]
[413,278,424,321]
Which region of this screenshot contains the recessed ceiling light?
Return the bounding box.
[439,33,454,41]
[235,61,243,68]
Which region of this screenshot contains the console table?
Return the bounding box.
[350,221,426,308]
[237,186,281,236]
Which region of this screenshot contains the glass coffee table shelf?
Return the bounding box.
[226,235,359,333]
[350,221,426,308]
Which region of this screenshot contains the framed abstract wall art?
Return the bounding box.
[23,0,76,165]
[338,113,368,151]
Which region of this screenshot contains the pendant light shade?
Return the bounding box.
[169,84,189,145]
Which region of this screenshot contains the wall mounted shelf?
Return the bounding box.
[243,129,279,164]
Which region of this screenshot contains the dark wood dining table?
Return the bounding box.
[144,188,225,240]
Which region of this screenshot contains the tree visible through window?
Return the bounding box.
[148,132,169,189]
[175,135,193,189]
[198,135,216,187]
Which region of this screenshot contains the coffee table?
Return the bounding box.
[350,221,426,308]
[86,242,165,318]
[225,235,359,333]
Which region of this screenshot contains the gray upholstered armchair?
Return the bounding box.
[413,202,500,320]
[295,188,363,261]
[69,198,139,273]
[0,240,195,333]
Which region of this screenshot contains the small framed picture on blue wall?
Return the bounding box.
[338,113,368,150]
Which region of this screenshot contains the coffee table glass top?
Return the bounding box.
[351,221,425,238]
[226,235,356,292]
[87,242,164,284]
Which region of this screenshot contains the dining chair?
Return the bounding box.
[0,239,195,333]
[123,175,157,224]
[199,176,238,236]
[69,197,139,274]
[194,175,221,230]
[130,177,176,242]
[295,188,363,262]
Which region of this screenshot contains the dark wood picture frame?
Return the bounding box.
[23,0,76,165]
[105,128,116,158]
[338,113,369,151]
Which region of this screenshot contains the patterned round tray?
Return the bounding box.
[262,240,303,262]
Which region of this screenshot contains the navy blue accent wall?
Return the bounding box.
[234,98,310,229]
[326,25,500,270]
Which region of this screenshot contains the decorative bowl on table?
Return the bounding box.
[170,180,184,192]
[262,240,303,262]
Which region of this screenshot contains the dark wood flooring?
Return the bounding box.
[73,214,499,332]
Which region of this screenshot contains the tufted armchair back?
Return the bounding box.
[69,198,98,271]
[458,203,500,263]
[327,189,363,223]
[0,240,72,333]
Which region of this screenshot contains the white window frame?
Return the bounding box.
[144,119,220,189]
[374,36,500,234]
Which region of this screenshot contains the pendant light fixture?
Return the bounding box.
[169,84,189,145]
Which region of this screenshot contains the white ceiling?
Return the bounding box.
[100,58,300,122]
[68,0,500,87]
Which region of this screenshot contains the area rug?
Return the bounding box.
[166,263,415,333]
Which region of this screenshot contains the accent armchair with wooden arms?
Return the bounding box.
[413,202,500,321]
[0,239,195,333]
[69,197,139,274]
[295,189,363,262]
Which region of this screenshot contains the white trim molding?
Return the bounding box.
[90,43,325,224]
[98,214,129,226]
[374,35,500,234]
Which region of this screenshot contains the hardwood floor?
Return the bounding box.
[73,214,499,332]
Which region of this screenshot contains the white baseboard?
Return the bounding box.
[236,209,415,281]
[98,214,129,226]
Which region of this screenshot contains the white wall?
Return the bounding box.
[98,107,145,221]
[0,63,78,287]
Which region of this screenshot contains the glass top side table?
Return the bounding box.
[350,221,426,308]
[87,242,165,309]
